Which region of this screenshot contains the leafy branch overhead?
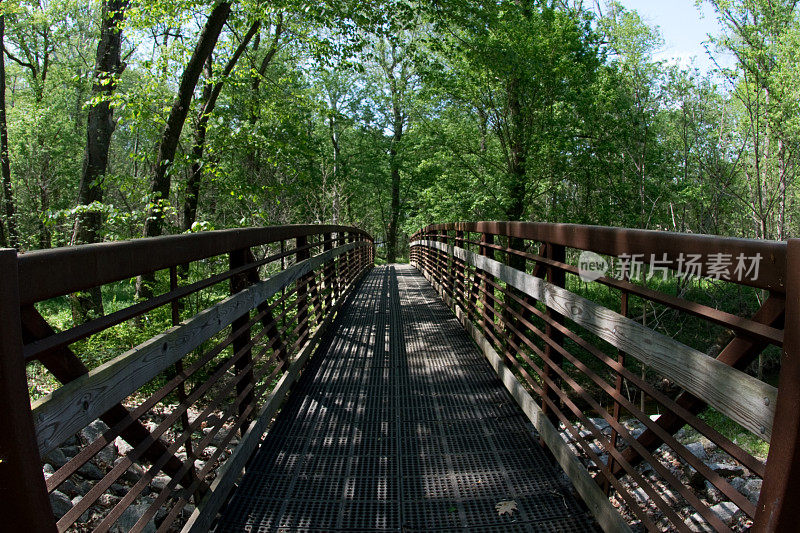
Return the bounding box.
[0,0,795,263]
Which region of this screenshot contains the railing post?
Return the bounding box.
[455,230,465,303]
[169,266,197,492]
[755,238,800,531]
[296,235,310,347]
[308,236,322,325]
[541,242,566,426]
[0,249,57,532]
[347,232,356,284]
[479,233,495,333]
[504,235,526,352]
[229,248,255,425]
[605,279,629,495]
[323,232,334,309]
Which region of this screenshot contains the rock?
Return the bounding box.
[151,474,171,491]
[78,461,105,480]
[110,484,128,496]
[661,488,681,505]
[182,504,196,518]
[81,420,110,445]
[698,436,717,453]
[707,462,744,477]
[59,479,80,497]
[61,445,80,457]
[684,442,708,462]
[45,448,69,469]
[71,495,92,523]
[95,443,117,468]
[730,477,746,492]
[115,437,134,456]
[116,459,146,484]
[43,463,55,475]
[98,493,120,507]
[49,491,72,519]
[110,504,156,533]
[589,417,610,431]
[710,501,739,525]
[743,478,763,504]
[204,446,218,458]
[704,480,723,503]
[203,415,221,427]
[686,512,714,532]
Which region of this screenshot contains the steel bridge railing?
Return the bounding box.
[0,225,374,532]
[410,221,798,533]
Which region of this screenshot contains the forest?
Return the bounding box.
[0,0,796,260]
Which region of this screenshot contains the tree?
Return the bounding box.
[708,0,799,240]
[69,0,129,321]
[142,1,232,240]
[182,17,266,233]
[374,35,416,263]
[136,1,232,298]
[0,13,17,248]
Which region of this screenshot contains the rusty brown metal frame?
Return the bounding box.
[410,223,796,533]
[1,225,374,532]
[0,250,56,532]
[755,238,800,530]
[17,224,370,305]
[414,222,786,292]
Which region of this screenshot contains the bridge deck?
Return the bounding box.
[215,265,598,532]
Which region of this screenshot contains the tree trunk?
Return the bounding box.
[0,15,17,249]
[386,110,402,263]
[183,55,214,235]
[70,0,128,322]
[505,75,526,222]
[137,1,231,299]
[72,0,128,246]
[142,1,232,240]
[183,20,261,233]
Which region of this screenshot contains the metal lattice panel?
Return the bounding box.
[214,266,598,532]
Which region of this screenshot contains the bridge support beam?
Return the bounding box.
[541,243,565,427]
[230,248,255,427]
[0,249,56,532]
[756,238,800,531]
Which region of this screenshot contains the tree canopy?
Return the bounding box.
[0,0,796,259]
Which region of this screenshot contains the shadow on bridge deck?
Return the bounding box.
[214,265,598,532]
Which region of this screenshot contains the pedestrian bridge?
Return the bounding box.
[1,223,796,532]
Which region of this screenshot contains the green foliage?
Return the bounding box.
[6,0,791,468]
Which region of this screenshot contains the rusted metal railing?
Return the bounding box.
[411,222,797,533]
[0,225,373,532]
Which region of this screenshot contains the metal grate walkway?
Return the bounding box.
[215,265,598,532]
